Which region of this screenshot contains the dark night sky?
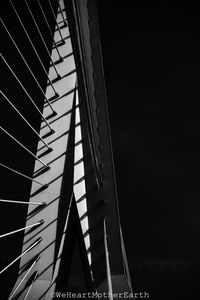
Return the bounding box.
[97,1,200,299]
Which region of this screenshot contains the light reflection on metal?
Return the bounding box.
[10,0,60,93]
[0,90,50,150]
[0,15,58,107]
[104,218,113,300]
[8,256,40,300]
[0,238,42,275]
[37,0,64,61]
[0,52,53,132]
[24,0,62,68]
[1,126,49,168]
[0,163,47,187]
[23,271,38,300]
[0,220,44,238]
[0,199,45,206]
[47,0,65,43]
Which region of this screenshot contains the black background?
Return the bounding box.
[97,1,200,299]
